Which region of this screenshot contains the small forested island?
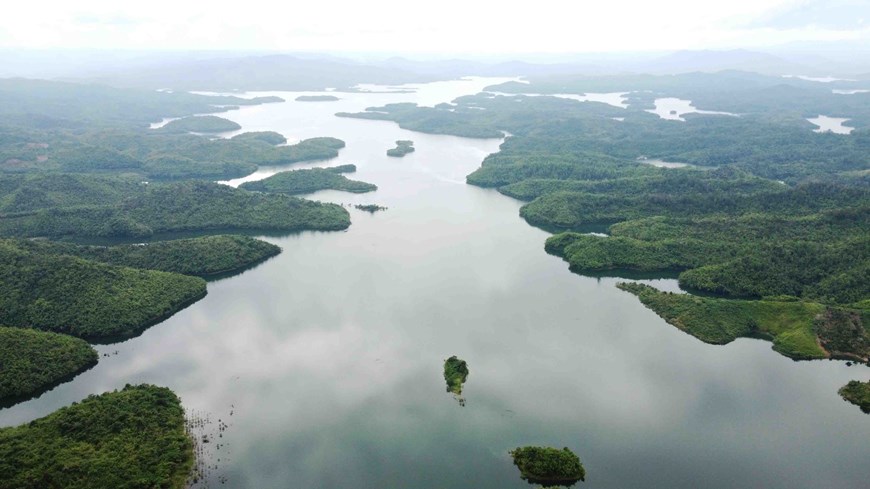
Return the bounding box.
[444,356,469,396]
[0,385,193,489]
[13,235,282,277]
[240,165,377,195]
[386,140,415,157]
[510,446,586,486]
[0,327,98,404]
[231,130,287,145]
[839,380,870,413]
[295,95,340,102]
[159,115,242,133]
[355,204,387,212]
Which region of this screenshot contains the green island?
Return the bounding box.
[10,235,281,277]
[444,356,469,396]
[0,239,207,340]
[231,130,287,145]
[355,204,387,212]
[295,95,340,102]
[386,140,415,157]
[159,115,242,133]
[838,380,870,413]
[0,384,193,489]
[509,446,586,486]
[240,165,377,195]
[0,327,98,404]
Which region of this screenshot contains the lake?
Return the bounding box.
[646,98,739,121]
[807,115,855,135]
[2,78,868,489]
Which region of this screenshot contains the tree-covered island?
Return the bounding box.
[444,355,469,405]
[386,140,415,157]
[510,446,586,486]
[240,165,377,195]
[295,95,340,102]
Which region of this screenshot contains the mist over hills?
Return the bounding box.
[1,43,869,92]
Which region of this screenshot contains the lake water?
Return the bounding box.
[646,98,739,121]
[637,157,692,169]
[2,79,869,489]
[807,115,855,135]
[832,89,870,95]
[783,75,856,83]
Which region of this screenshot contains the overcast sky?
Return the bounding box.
[0,0,867,53]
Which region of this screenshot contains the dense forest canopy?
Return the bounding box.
[0,384,193,489]
[0,239,207,339]
[240,165,377,195]
[0,327,98,404]
[9,235,281,277]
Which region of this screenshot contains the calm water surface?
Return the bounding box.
[807,115,855,135]
[2,78,868,489]
[646,98,738,121]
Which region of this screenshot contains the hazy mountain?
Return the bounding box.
[83,54,441,91]
[638,49,814,76]
[379,57,606,78]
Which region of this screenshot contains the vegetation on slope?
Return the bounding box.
[546,209,868,305]
[1,126,343,180]
[520,179,864,231]
[386,140,415,157]
[11,235,281,277]
[509,446,586,486]
[838,380,870,413]
[0,240,207,339]
[0,181,350,239]
[158,116,241,134]
[617,283,869,362]
[240,165,376,195]
[0,384,193,489]
[0,327,98,404]
[0,174,144,213]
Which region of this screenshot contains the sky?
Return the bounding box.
[0,0,867,54]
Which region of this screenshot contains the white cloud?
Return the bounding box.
[0,0,866,52]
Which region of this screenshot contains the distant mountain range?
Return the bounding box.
[2,47,868,91]
[636,49,815,76]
